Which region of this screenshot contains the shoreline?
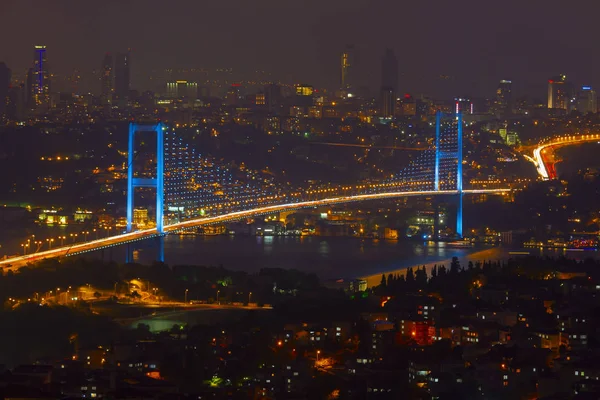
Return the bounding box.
[360,246,506,288]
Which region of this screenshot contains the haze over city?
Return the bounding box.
[2,0,600,97]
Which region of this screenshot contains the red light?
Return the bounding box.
[404,93,411,99]
[548,80,554,83]
[232,83,241,87]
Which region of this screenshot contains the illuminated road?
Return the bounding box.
[528,134,600,180]
[0,188,510,270]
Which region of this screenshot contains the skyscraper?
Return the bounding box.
[114,51,130,100]
[548,74,568,110]
[576,86,597,114]
[381,48,398,94]
[341,45,354,89]
[0,62,10,119]
[380,87,395,118]
[101,53,114,99]
[32,45,50,108]
[495,80,512,116]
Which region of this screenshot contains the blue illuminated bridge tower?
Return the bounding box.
[125,112,465,261]
[435,111,464,237]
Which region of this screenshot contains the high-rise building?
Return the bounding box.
[295,84,314,97]
[341,45,355,89]
[454,97,474,114]
[32,45,50,108]
[166,80,198,98]
[0,62,10,119]
[101,53,114,99]
[265,83,282,114]
[494,80,512,116]
[548,74,568,110]
[576,86,597,114]
[380,87,395,118]
[381,48,398,94]
[225,84,240,106]
[114,51,130,100]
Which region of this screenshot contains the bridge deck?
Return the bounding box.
[0,189,511,270]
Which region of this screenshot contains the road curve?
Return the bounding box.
[530,134,600,180]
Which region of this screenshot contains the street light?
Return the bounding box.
[248,292,252,304]
[185,289,189,304]
[217,290,220,304]
[317,350,321,362]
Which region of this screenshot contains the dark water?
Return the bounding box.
[81,235,599,282]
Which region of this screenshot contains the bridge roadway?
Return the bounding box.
[527,133,600,180]
[0,188,510,270]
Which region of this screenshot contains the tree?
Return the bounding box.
[431,265,438,279]
[450,257,460,274]
[380,274,387,288]
[406,268,415,286]
[415,266,427,288]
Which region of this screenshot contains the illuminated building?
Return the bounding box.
[114,51,130,100]
[576,86,597,114]
[494,80,512,116]
[454,97,474,114]
[166,80,198,98]
[133,208,149,227]
[340,44,355,89]
[255,92,266,105]
[380,87,395,118]
[100,53,113,101]
[225,84,240,106]
[381,48,398,94]
[295,84,314,97]
[0,62,10,119]
[32,45,50,108]
[548,74,568,110]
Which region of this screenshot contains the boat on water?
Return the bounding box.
[446,240,474,248]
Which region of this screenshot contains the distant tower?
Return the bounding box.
[32,45,50,108]
[381,48,398,94]
[548,74,568,110]
[0,62,10,119]
[340,45,355,89]
[495,80,512,116]
[577,86,597,114]
[380,87,395,118]
[101,53,114,100]
[114,51,130,100]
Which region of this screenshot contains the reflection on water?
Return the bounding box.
[318,241,330,257]
[71,234,600,283]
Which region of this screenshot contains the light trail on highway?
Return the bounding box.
[0,188,511,269]
[530,134,600,180]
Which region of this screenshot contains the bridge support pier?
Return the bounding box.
[125,244,132,264]
[157,236,164,263]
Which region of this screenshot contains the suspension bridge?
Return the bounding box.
[0,112,511,269]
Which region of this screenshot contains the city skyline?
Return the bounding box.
[1,0,600,98]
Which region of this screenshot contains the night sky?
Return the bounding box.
[1,0,598,98]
